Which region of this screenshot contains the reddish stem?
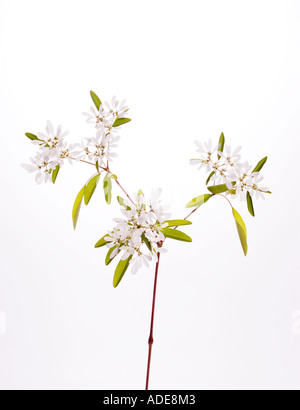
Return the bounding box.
[216,193,233,208]
[70,157,107,171]
[173,206,200,230]
[145,252,161,390]
[115,179,135,206]
[70,156,135,206]
[183,205,200,220]
[175,193,232,229]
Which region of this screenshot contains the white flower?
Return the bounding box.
[149,188,171,222]
[195,139,217,155]
[104,96,129,119]
[54,142,78,166]
[228,164,270,200]
[105,227,129,258]
[131,253,152,275]
[82,105,111,129]
[145,227,165,243]
[22,152,58,185]
[36,121,68,150]
[73,129,119,165]
[72,141,92,161]
[190,139,218,172]
[243,172,270,200]
[218,145,242,168]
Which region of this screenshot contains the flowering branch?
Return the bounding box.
[22,90,271,390]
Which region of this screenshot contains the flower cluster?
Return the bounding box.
[105,189,170,274]
[83,96,128,130]
[190,138,270,200]
[77,96,129,166]
[22,94,129,184]
[74,128,120,166]
[22,121,76,184]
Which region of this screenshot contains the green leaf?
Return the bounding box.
[141,233,152,251]
[103,174,112,205]
[95,160,99,173]
[72,185,86,230]
[137,189,144,196]
[94,235,109,248]
[112,117,131,127]
[218,132,225,159]
[207,184,228,194]
[52,165,60,184]
[232,208,248,256]
[117,196,131,210]
[160,228,192,242]
[113,255,132,288]
[84,174,100,205]
[90,90,101,110]
[111,174,117,180]
[186,194,212,208]
[252,156,267,173]
[25,132,50,146]
[246,192,255,217]
[206,171,215,185]
[105,246,119,265]
[165,219,192,227]
[25,132,39,141]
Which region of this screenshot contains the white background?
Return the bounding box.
[0,0,300,390]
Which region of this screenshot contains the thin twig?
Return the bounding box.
[175,192,233,229]
[183,206,200,220]
[145,252,161,391]
[115,179,135,206]
[70,157,107,171]
[173,206,200,230]
[70,156,136,206]
[216,193,233,208]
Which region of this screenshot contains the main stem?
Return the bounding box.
[145,252,161,390]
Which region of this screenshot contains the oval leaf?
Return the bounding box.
[207,184,229,194]
[206,171,215,185]
[218,132,225,159]
[90,90,102,110]
[112,117,131,127]
[103,174,112,205]
[252,156,267,173]
[246,192,255,217]
[94,235,109,248]
[72,185,86,230]
[84,174,100,205]
[25,132,39,141]
[113,255,132,288]
[52,165,60,184]
[165,219,192,227]
[232,208,248,256]
[141,233,152,251]
[186,194,212,208]
[105,246,119,265]
[160,227,192,242]
[117,196,131,210]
